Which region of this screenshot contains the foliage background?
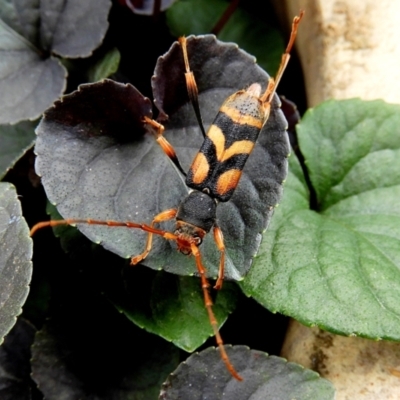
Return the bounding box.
[0,1,308,398]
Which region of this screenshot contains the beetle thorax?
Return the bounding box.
[174,190,217,254]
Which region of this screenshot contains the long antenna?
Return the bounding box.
[261,10,304,104]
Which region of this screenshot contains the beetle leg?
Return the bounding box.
[143,116,186,177]
[213,225,226,290]
[131,208,178,265]
[190,243,242,381]
[179,36,206,138]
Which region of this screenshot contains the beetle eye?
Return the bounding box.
[193,236,202,245]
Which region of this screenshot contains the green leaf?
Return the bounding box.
[166,0,283,73]
[87,47,121,82]
[0,121,36,179]
[241,99,400,340]
[114,270,239,352]
[299,99,400,209]
[161,346,335,399]
[0,183,32,345]
[167,0,227,36]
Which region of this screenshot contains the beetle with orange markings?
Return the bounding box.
[31,12,304,381]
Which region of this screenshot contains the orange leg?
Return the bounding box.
[30,216,178,246]
[143,116,186,177]
[178,37,206,138]
[213,226,226,290]
[30,216,242,380]
[130,209,177,265]
[190,243,242,381]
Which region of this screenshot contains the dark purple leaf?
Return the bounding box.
[0,22,66,124]
[39,0,112,58]
[0,0,111,124]
[31,284,179,400]
[160,346,335,400]
[35,36,289,282]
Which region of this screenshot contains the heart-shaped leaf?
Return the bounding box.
[0,19,67,125]
[0,0,111,124]
[0,183,32,344]
[242,99,400,340]
[0,120,36,179]
[35,35,289,282]
[160,346,335,400]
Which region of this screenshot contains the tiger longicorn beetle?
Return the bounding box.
[31,11,304,381]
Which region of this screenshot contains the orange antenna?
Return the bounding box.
[261,10,304,104]
[30,13,304,381]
